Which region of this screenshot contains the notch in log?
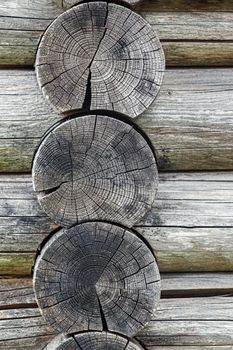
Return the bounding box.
[33,222,160,336]
[32,114,158,228]
[36,1,165,118]
[45,332,145,350]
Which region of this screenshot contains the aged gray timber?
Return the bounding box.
[62,0,142,9]
[45,332,144,350]
[1,274,233,348]
[1,172,233,275]
[0,278,35,307]
[1,68,233,172]
[1,0,233,67]
[36,2,164,117]
[1,293,233,349]
[138,0,233,11]
[34,222,160,336]
[2,273,233,308]
[32,115,158,227]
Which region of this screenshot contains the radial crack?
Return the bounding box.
[37,181,69,197]
[96,293,108,331]
[82,3,108,110]
[82,69,92,110]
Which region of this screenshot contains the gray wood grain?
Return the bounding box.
[62,0,143,9]
[33,222,160,336]
[161,272,233,297]
[0,278,35,307]
[2,172,233,274]
[1,295,233,349]
[2,272,233,308]
[1,0,233,67]
[32,114,158,228]
[1,68,233,172]
[1,275,233,348]
[45,332,143,350]
[138,0,233,11]
[36,2,164,117]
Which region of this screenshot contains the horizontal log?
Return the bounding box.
[162,272,233,297]
[0,275,233,348]
[137,0,233,11]
[1,172,233,275]
[1,1,233,67]
[1,272,233,308]
[1,293,233,349]
[139,296,233,347]
[1,68,233,172]
[0,255,34,277]
[163,42,233,67]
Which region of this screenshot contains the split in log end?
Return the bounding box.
[45,332,145,350]
[32,114,158,228]
[33,222,161,337]
[36,1,165,118]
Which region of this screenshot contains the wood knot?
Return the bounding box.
[36,1,164,118]
[33,222,160,336]
[32,114,158,228]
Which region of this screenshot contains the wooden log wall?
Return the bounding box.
[1,68,233,172]
[1,0,233,348]
[1,0,233,67]
[1,275,233,349]
[30,4,163,346]
[1,172,233,276]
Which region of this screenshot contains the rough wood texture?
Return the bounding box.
[138,296,233,347]
[1,293,233,349]
[2,272,233,308]
[2,172,233,275]
[34,222,160,336]
[36,2,164,117]
[1,68,233,172]
[62,0,142,9]
[0,255,34,276]
[138,0,233,11]
[1,275,233,348]
[45,332,143,350]
[0,278,35,307]
[161,273,233,298]
[32,114,158,228]
[1,0,233,67]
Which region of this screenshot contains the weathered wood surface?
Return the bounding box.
[36,2,164,117]
[2,273,233,308]
[1,172,233,275]
[1,68,233,172]
[1,0,233,66]
[33,115,158,228]
[34,222,160,336]
[1,275,233,349]
[62,0,143,8]
[45,332,144,350]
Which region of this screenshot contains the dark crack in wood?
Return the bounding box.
[96,294,108,331]
[33,222,160,337]
[32,114,158,228]
[35,1,164,118]
[45,332,144,350]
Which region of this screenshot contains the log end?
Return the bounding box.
[36,2,164,118]
[45,332,145,350]
[33,222,161,337]
[32,114,158,228]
